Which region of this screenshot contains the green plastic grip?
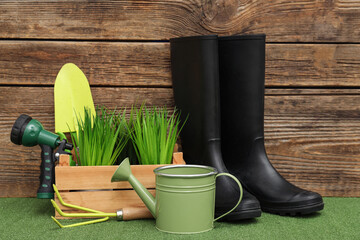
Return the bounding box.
[37,144,55,199]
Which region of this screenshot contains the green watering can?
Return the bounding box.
[111,158,243,234]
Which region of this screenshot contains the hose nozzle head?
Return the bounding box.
[10,114,60,149]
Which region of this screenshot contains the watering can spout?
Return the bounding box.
[111,158,156,217]
[111,157,132,182]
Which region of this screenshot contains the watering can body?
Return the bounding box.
[111,158,242,234]
[154,165,217,233]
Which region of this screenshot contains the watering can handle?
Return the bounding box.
[213,173,243,222]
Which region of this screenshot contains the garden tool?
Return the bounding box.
[170,35,261,221]
[218,34,324,215]
[10,114,73,198]
[111,158,243,234]
[54,63,95,165]
[51,184,153,228]
[57,132,74,165]
[54,63,95,133]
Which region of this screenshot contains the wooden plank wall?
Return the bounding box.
[0,1,359,197]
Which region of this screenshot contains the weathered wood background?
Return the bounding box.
[1,1,359,197]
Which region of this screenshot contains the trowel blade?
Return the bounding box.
[54,63,95,133]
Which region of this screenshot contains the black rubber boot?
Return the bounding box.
[170,35,261,221]
[219,34,324,216]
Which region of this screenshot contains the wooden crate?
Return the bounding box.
[54,152,185,219]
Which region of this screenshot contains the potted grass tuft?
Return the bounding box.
[54,105,186,219]
[70,107,129,166]
[127,105,185,165]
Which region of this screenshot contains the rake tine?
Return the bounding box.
[51,184,116,228]
[51,200,116,218]
[53,184,103,213]
[51,216,109,228]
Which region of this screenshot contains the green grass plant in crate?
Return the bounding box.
[69,105,184,166]
[70,107,129,166]
[127,105,185,165]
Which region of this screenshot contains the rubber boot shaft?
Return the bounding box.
[219,34,324,215]
[170,35,261,220]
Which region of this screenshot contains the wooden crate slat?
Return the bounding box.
[54,189,155,219]
[55,165,161,191]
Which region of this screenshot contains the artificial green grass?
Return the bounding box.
[0,198,358,240]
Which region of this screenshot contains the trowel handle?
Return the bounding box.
[37,144,55,199]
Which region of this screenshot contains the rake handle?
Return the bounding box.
[121,207,153,221]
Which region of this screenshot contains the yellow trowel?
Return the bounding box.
[54,63,96,164]
[54,63,95,133]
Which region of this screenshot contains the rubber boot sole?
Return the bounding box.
[215,208,262,221]
[262,202,324,216]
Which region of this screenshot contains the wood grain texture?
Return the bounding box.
[54,189,155,219]
[56,151,185,191]
[264,89,360,197]
[266,44,360,87]
[2,41,360,87]
[1,87,359,197]
[56,165,159,191]
[122,207,153,221]
[0,41,170,86]
[1,0,360,42]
